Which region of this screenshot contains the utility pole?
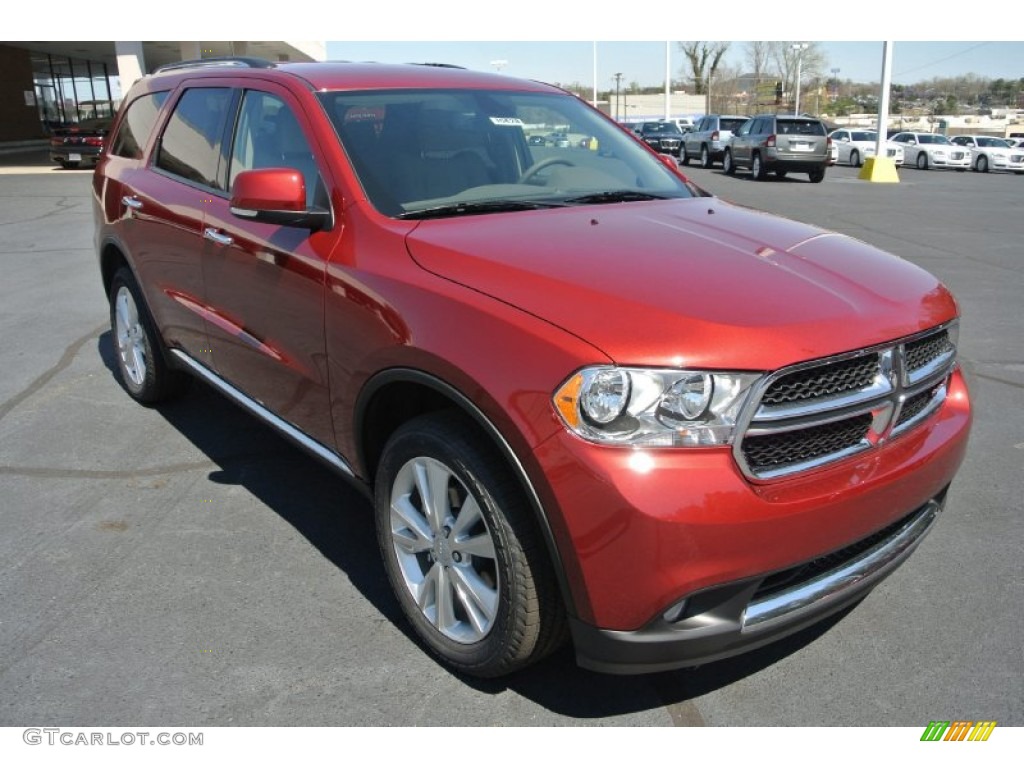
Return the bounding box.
[831,68,840,101]
[792,43,808,114]
[613,72,623,122]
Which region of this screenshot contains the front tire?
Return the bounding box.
[374,412,565,677]
[722,149,735,175]
[680,144,690,166]
[977,155,989,173]
[916,152,929,170]
[850,150,860,167]
[109,267,187,404]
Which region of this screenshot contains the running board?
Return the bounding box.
[170,349,358,482]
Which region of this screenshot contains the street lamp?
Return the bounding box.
[831,68,840,101]
[792,43,808,115]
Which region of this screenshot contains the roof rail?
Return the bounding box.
[409,62,466,69]
[154,57,276,74]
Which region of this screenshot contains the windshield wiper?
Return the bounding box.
[397,200,566,220]
[562,190,669,205]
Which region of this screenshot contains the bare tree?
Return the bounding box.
[745,41,771,82]
[769,42,828,105]
[679,42,731,96]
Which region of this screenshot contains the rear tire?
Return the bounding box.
[751,153,766,181]
[680,145,690,166]
[700,145,712,168]
[808,168,825,183]
[775,169,788,179]
[109,267,187,404]
[374,412,566,678]
[723,149,735,175]
[850,150,860,167]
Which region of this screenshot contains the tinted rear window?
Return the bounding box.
[155,88,233,189]
[720,118,747,132]
[777,119,826,136]
[111,91,169,159]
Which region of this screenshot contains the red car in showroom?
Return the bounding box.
[92,58,971,677]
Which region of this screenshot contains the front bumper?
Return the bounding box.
[571,492,943,673]
[533,368,971,673]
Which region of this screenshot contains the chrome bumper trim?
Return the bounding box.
[742,499,941,631]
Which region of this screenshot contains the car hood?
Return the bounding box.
[404,198,958,371]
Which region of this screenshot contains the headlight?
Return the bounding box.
[553,366,762,447]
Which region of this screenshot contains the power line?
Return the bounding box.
[894,42,992,78]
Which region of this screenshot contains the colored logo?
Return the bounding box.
[920,721,997,742]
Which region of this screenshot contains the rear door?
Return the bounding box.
[111,86,235,359]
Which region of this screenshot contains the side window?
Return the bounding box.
[111,91,169,159]
[228,91,321,208]
[156,88,233,189]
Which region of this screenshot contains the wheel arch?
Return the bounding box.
[355,367,580,619]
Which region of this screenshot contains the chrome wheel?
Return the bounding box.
[114,285,147,388]
[389,456,499,644]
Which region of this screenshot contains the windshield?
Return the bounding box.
[918,134,951,145]
[642,122,682,135]
[850,131,876,142]
[319,89,699,217]
[977,137,1009,148]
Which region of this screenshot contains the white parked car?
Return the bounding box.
[949,135,1024,174]
[829,129,904,167]
[889,132,970,171]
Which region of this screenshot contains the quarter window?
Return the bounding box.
[156,88,233,189]
[110,91,169,159]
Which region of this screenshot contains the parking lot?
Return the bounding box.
[0,151,1021,727]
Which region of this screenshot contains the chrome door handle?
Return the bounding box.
[203,227,234,246]
[121,195,143,210]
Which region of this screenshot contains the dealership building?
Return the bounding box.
[0,41,324,146]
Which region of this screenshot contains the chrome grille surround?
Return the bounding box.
[735,321,958,481]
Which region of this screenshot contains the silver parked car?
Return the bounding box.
[681,114,749,168]
[724,114,830,182]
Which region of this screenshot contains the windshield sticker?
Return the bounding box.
[489,117,524,126]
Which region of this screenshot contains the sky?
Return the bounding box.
[324,41,1023,90]
[26,6,1024,90]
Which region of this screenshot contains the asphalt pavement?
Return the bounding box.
[0,151,1020,727]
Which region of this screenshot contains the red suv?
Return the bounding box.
[93,58,971,677]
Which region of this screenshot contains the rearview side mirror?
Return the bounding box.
[230,168,331,231]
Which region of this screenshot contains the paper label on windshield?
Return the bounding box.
[489,117,524,126]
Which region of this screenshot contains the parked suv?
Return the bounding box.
[681,114,749,167]
[636,121,685,156]
[93,58,971,677]
[724,114,831,182]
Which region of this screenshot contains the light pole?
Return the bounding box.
[613,72,623,122]
[792,43,808,115]
[831,67,840,101]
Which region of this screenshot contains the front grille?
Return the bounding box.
[736,324,957,480]
[742,414,871,473]
[761,354,879,406]
[905,329,951,373]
